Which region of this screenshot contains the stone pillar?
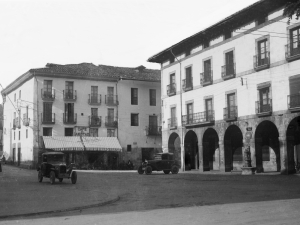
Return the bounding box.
[250,139,256,168]
[180,143,185,171]
[218,140,225,172]
[279,136,288,174]
[198,144,203,172]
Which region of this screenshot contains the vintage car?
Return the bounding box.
[138,152,180,175]
[37,152,77,185]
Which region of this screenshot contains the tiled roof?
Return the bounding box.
[30,63,161,81]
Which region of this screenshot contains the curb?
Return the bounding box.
[0,196,120,220]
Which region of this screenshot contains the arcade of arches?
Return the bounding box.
[166,116,300,174]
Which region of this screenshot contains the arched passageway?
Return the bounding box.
[255,121,280,173]
[286,116,300,174]
[224,125,243,172]
[203,128,219,171]
[184,130,198,170]
[168,133,181,163]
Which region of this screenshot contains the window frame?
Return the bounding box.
[131,113,139,126]
[131,88,138,105]
[149,89,156,106]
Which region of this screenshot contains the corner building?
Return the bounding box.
[148,0,300,174]
[1,63,161,169]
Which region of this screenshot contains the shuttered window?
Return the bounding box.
[289,77,300,95]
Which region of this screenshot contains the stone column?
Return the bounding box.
[279,136,288,174]
[219,140,225,172]
[198,144,203,172]
[180,143,185,171]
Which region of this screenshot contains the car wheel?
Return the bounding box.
[59,178,63,182]
[171,165,179,174]
[145,166,152,175]
[38,170,43,182]
[137,166,144,174]
[71,171,77,184]
[50,171,55,184]
[163,170,170,174]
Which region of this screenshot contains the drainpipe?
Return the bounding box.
[170,49,185,172]
[34,74,40,165]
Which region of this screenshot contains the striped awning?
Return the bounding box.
[81,137,122,152]
[43,136,84,151]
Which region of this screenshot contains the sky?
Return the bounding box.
[0,0,259,103]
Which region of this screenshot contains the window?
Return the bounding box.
[256,16,267,26]
[43,102,53,122]
[290,26,300,56]
[65,128,73,136]
[90,128,98,137]
[107,87,115,104]
[107,129,115,137]
[43,127,52,136]
[65,81,74,99]
[289,76,300,108]
[262,145,270,161]
[127,145,132,152]
[149,116,158,134]
[259,87,271,109]
[131,113,139,126]
[224,30,232,40]
[91,86,98,103]
[226,93,236,118]
[186,103,193,124]
[150,89,156,106]
[131,88,138,105]
[64,103,75,122]
[186,50,191,56]
[203,40,209,48]
[225,51,234,76]
[185,67,192,88]
[205,98,213,120]
[257,39,268,66]
[26,129,28,139]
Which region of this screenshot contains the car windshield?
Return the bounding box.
[47,155,65,164]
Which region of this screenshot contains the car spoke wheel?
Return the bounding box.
[163,170,170,174]
[59,178,63,182]
[137,166,144,174]
[50,171,55,184]
[38,170,43,182]
[171,165,179,174]
[145,166,152,175]
[71,171,77,184]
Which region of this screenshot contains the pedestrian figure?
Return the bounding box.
[127,160,133,170]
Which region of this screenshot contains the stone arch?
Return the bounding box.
[224,125,243,172]
[168,132,181,162]
[286,115,300,174]
[255,120,280,173]
[203,128,219,171]
[184,130,198,170]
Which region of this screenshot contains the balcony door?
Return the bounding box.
[258,39,267,66]
[225,51,234,75]
[291,27,300,56]
[107,87,114,104]
[43,80,52,97]
[204,60,211,81]
[108,108,114,123]
[65,103,74,122]
[205,99,213,121]
[149,116,158,134]
[227,93,236,118]
[187,103,193,124]
[289,78,300,108]
[171,107,176,127]
[43,102,52,121]
[65,81,74,98]
[91,86,98,102]
[259,88,270,112]
[170,73,175,92]
[185,67,192,88]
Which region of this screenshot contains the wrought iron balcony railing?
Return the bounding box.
[255,99,272,116]
[41,113,55,124]
[145,126,162,136]
[88,94,101,105]
[105,95,118,106]
[221,63,235,80]
[41,89,55,101]
[182,78,193,92]
[167,83,176,96]
[182,111,215,126]
[200,70,213,86]
[89,116,101,127]
[105,117,118,128]
[253,52,270,71]
[63,113,77,124]
[288,94,300,111]
[63,90,77,101]
[285,41,300,61]
[168,117,177,129]
[223,106,238,121]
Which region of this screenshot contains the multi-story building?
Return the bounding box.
[148,0,300,174]
[1,63,161,169]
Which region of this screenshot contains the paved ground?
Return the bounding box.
[1,164,300,224]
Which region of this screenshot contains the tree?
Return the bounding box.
[284,0,300,24]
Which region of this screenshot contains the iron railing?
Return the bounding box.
[285,41,300,61]
[41,113,55,124]
[23,117,30,126]
[63,90,77,101]
[253,51,270,70]
[223,106,238,120]
[88,94,101,105]
[105,116,118,127]
[105,95,118,105]
[182,111,215,126]
[255,99,272,114]
[63,113,77,124]
[182,78,193,91]
[167,83,176,96]
[221,63,235,79]
[146,126,162,136]
[168,117,177,128]
[41,89,55,101]
[13,118,21,129]
[200,70,213,86]
[288,94,300,109]
[89,116,101,127]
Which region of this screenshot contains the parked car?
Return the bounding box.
[137,152,180,175]
[37,152,77,185]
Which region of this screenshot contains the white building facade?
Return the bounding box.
[148,0,300,174]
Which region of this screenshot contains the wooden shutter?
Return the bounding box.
[290,77,300,95]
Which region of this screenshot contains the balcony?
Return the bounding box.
[167,83,176,96]
[288,94,300,112]
[63,113,77,124]
[182,111,215,127]
[105,95,118,106]
[41,89,55,101]
[105,117,118,128]
[285,42,300,62]
[253,52,270,71]
[89,116,102,127]
[41,113,55,124]
[182,78,193,92]
[168,117,177,129]
[145,126,162,136]
[13,118,21,130]
[63,90,77,101]
[223,106,238,121]
[88,94,101,105]
[255,99,272,117]
[200,70,213,86]
[221,63,235,80]
[23,117,30,126]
